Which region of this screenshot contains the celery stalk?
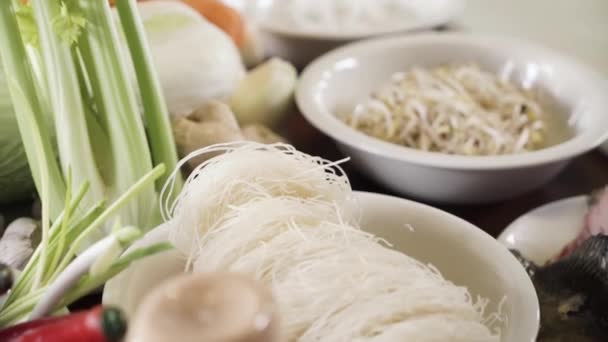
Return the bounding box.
[31,0,106,215]
[115,0,183,196]
[2,0,183,235]
[0,0,65,218]
[75,0,158,231]
[0,0,185,324]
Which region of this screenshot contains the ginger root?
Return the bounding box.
[173,100,287,170]
[241,124,286,144]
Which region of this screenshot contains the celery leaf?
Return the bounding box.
[16,4,38,46]
[52,2,86,45]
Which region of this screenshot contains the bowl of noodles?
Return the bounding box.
[104,189,540,342]
[101,143,539,341]
[297,32,608,204]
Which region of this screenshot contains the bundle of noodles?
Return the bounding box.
[162,142,353,259]
[162,142,501,341]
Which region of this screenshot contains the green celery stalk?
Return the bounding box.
[31,0,106,216]
[2,0,183,260]
[0,0,65,218]
[115,0,183,196]
[0,1,185,324]
[75,0,159,231]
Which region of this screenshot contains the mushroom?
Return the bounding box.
[127,273,280,342]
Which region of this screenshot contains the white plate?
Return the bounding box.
[498,196,588,265]
[457,0,608,155]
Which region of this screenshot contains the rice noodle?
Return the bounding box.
[341,64,546,156]
[162,142,353,263]
[165,142,502,341]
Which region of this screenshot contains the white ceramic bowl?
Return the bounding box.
[103,191,539,342]
[498,196,588,265]
[224,0,464,66]
[297,33,608,204]
[456,0,608,159]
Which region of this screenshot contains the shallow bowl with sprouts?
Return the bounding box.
[297,33,608,204]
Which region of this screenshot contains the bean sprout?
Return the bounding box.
[340,64,547,156]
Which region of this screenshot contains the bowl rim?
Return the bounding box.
[355,191,540,341]
[296,32,608,170]
[246,0,465,41]
[498,195,588,265]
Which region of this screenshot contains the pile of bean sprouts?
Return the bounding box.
[341,64,546,156]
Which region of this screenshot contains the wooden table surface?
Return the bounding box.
[284,112,608,238]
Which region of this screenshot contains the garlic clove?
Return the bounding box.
[0,217,39,270]
[230,58,298,128]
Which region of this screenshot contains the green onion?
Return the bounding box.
[0,165,168,326]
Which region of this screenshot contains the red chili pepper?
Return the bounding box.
[0,305,126,342]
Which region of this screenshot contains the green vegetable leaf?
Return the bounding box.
[16,4,38,46]
[52,1,86,45]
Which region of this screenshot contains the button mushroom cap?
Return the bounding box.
[127,273,280,342]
